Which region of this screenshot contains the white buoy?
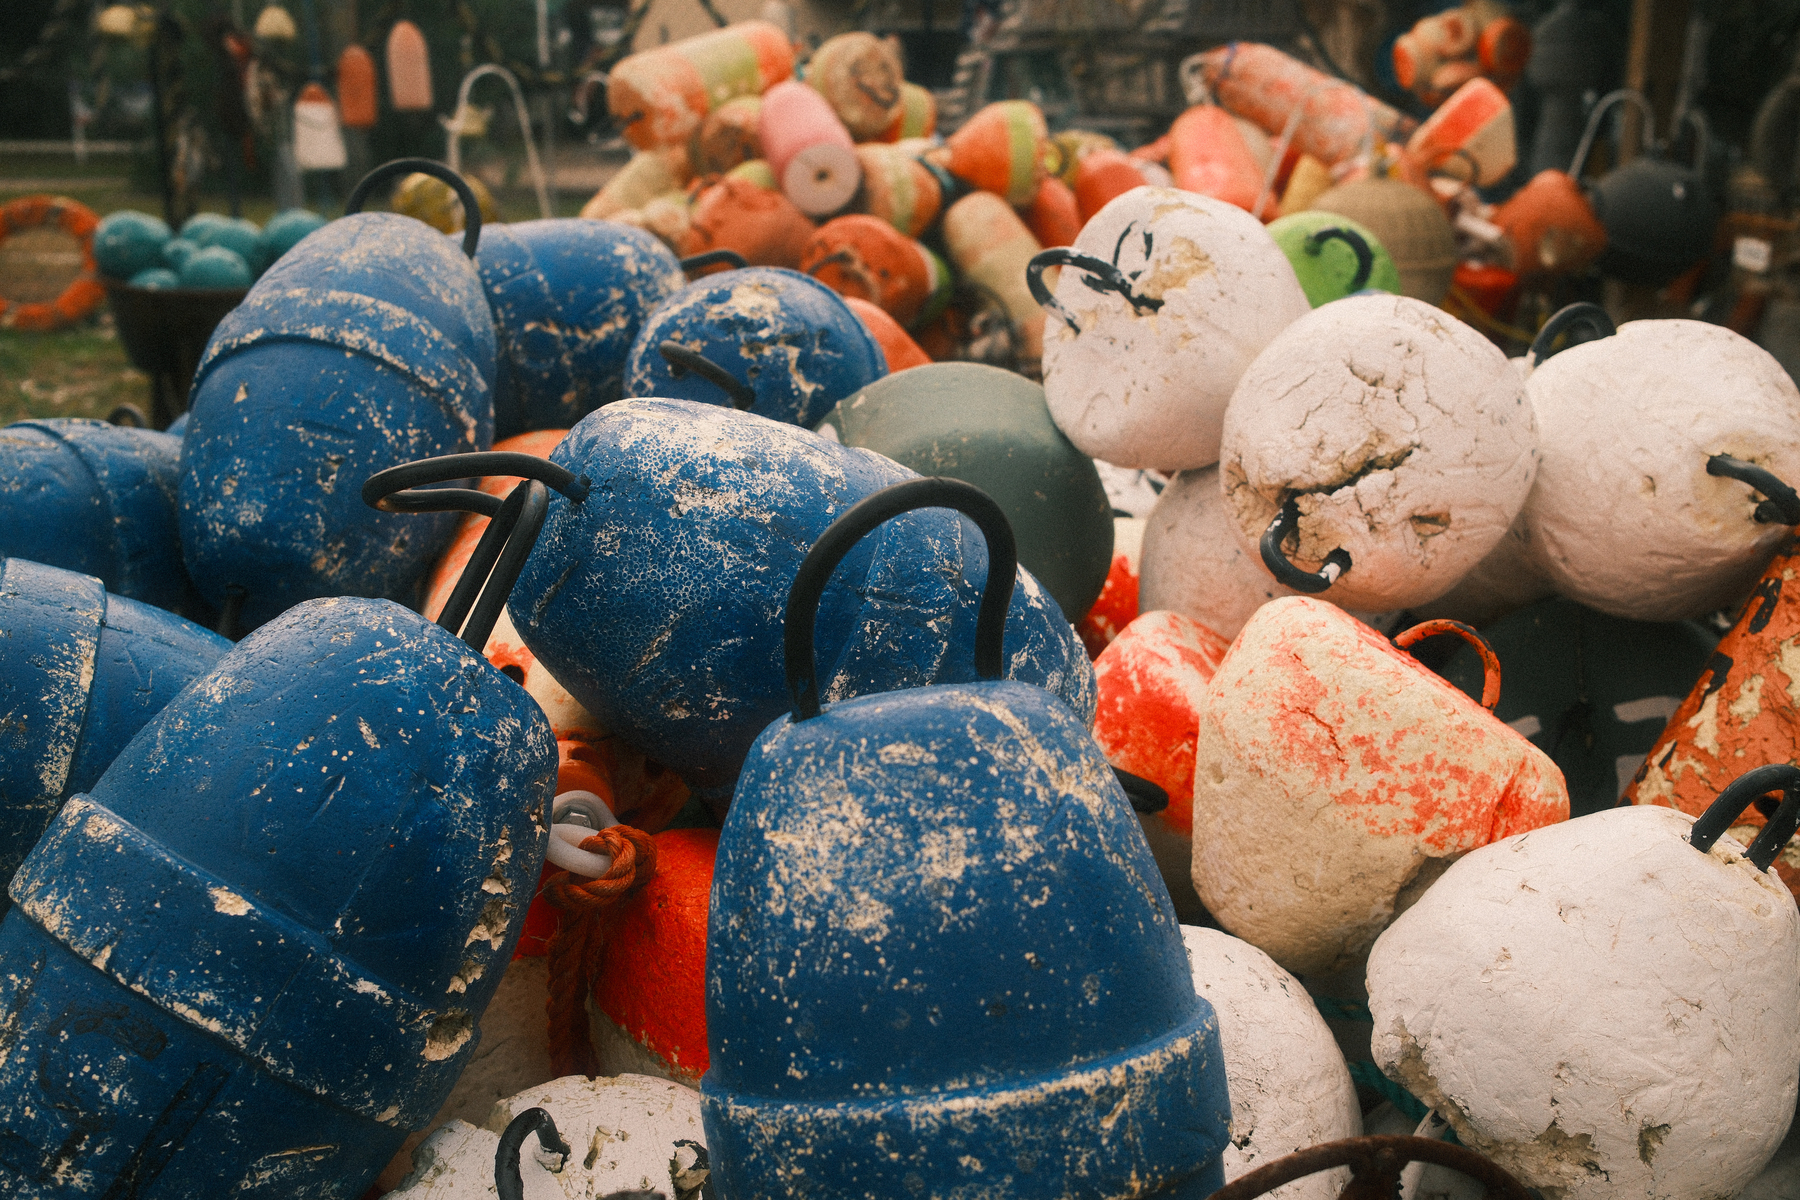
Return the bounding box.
[1040,187,1309,472]
[1141,464,1296,639]
[1368,804,1800,1199]
[1183,926,1361,1198]
[1219,293,1538,612]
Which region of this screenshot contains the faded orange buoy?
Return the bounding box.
[854,142,941,238]
[692,94,762,175]
[607,20,793,150]
[1076,516,1144,659]
[804,31,903,141]
[800,214,938,327]
[1404,76,1514,186]
[942,190,1046,357]
[842,296,931,371]
[940,100,1050,207]
[588,828,718,1085]
[879,81,937,142]
[1492,168,1607,276]
[1168,104,1267,216]
[292,81,347,171]
[1026,173,1082,247]
[1628,531,1800,897]
[336,45,377,129]
[384,19,433,112]
[682,174,815,268]
[1073,148,1146,224]
[556,736,690,835]
[1194,43,1414,168]
[760,79,861,216]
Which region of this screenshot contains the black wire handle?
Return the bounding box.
[1304,225,1375,293]
[493,1107,571,1200]
[1026,247,1164,336]
[784,477,1016,723]
[1689,763,1800,871]
[361,452,591,650]
[1527,301,1616,368]
[1707,454,1800,526]
[345,157,483,259]
[1113,767,1170,814]
[679,249,748,274]
[658,341,758,410]
[1260,496,1352,594]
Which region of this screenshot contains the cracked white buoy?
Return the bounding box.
[1520,319,1800,621]
[1141,464,1297,639]
[1183,926,1361,1199]
[1219,293,1538,612]
[386,1073,709,1199]
[1192,597,1569,977]
[1367,801,1800,1200]
[1040,186,1309,472]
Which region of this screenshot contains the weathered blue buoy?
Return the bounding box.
[0,418,192,611]
[0,595,554,1198]
[179,160,497,630]
[0,557,229,909]
[622,266,886,429]
[704,479,1231,1199]
[468,218,686,439]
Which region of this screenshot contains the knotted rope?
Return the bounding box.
[542,824,657,1078]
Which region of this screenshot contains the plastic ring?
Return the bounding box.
[0,195,105,331]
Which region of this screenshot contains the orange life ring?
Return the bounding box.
[0,195,106,332]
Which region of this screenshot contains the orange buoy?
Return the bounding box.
[1168,104,1267,216]
[1053,130,1118,183]
[384,19,433,112]
[879,81,937,142]
[607,20,794,150]
[1405,76,1515,187]
[842,296,931,371]
[1628,532,1800,898]
[800,214,938,327]
[941,100,1050,207]
[336,44,378,130]
[1492,168,1607,277]
[1131,134,1171,164]
[1072,149,1146,224]
[942,190,1045,357]
[1025,172,1082,247]
[1076,516,1144,659]
[581,147,692,220]
[853,142,941,238]
[692,94,763,175]
[682,174,815,268]
[1478,16,1532,85]
[556,735,690,834]
[1452,261,1517,316]
[0,195,102,332]
[804,32,903,142]
[1193,43,1414,168]
[588,828,718,1085]
[759,79,861,216]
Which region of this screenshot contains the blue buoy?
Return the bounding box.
[0,595,555,1197]
[0,418,193,611]
[622,266,886,429]
[179,160,497,631]
[0,557,230,910]
[469,218,686,439]
[495,398,1093,799]
[703,478,1231,1199]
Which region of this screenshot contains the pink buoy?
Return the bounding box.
[385,19,433,113]
[760,80,861,217]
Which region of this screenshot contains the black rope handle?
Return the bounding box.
[1707,455,1800,526]
[345,157,483,259]
[494,1107,571,1200]
[1303,225,1375,293]
[784,477,1017,723]
[1205,1135,1531,1200]
[658,341,758,410]
[1691,763,1800,871]
[1527,301,1616,368]
[1113,767,1169,814]
[362,451,589,650]
[1259,497,1352,594]
[680,249,748,274]
[1026,247,1164,336]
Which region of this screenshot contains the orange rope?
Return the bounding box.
[542,824,657,1078]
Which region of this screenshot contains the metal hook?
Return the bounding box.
[1303,225,1375,293]
[1707,454,1800,526]
[346,157,484,259]
[494,1107,571,1200]
[1112,767,1169,814]
[1527,302,1616,368]
[680,249,748,275]
[1025,247,1164,336]
[658,341,759,411]
[1690,763,1800,871]
[1259,497,1352,594]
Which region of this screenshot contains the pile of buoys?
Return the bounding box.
[92,206,326,292]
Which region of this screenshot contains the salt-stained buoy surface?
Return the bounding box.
[1192,597,1569,977]
[1182,927,1360,1200]
[1042,187,1309,472]
[388,1073,709,1199]
[1367,805,1800,1199]
[1220,293,1537,612]
[1141,464,1296,639]
[1521,319,1800,621]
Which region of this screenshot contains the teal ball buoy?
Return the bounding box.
[178,246,252,289]
[161,238,199,271]
[1267,211,1402,308]
[93,211,171,280]
[127,267,181,290]
[179,212,231,245]
[258,209,327,269]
